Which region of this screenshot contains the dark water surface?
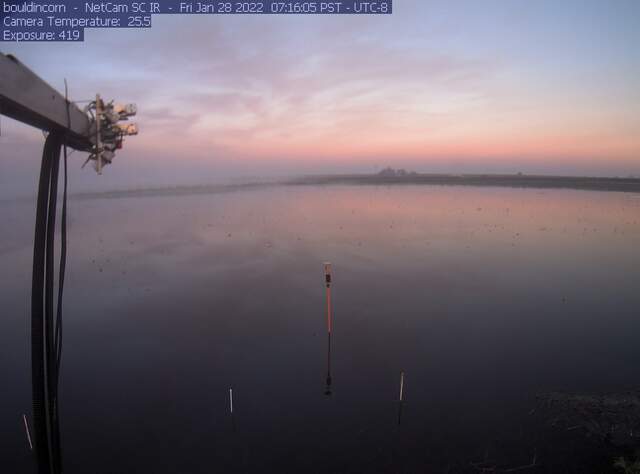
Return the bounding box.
[2,185,640,473]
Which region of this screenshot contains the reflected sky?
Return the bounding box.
[1,185,639,472]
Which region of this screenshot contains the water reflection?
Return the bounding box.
[398,371,405,426]
[1,185,640,473]
[324,262,333,397]
[325,333,332,396]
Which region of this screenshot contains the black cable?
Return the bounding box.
[55,141,67,374]
[32,81,72,474]
[32,133,55,474]
[56,81,70,382]
[32,131,64,474]
[52,85,71,474]
[45,142,61,474]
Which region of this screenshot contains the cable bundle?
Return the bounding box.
[31,130,67,474]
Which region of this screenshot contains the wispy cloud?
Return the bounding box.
[2,0,639,186]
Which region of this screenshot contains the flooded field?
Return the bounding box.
[2,184,640,473]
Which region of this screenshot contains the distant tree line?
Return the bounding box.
[377,167,419,177]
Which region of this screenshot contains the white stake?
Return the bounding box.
[22,414,33,451]
[399,372,405,402]
[229,388,233,414]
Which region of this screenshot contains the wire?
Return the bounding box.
[56,81,70,378]
[44,131,61,474]
[56,147,66,371]
[31,79,71,474]
[32,131,63,474]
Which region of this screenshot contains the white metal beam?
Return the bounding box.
[0,53,92,150]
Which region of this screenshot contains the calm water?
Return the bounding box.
[2,185,640,473]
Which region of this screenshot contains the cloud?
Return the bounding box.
[2,0,639,191]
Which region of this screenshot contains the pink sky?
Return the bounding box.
[1,1,639,195]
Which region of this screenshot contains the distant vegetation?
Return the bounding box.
[288,171,640,194]
[377,167,418,177]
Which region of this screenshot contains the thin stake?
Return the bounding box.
[325,332,332,396]
[229,388,233,414]
[326,286,332,333]
[22,414,33,451]
[398,372,405,426]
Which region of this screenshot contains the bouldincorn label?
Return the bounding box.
[1,1,393,42]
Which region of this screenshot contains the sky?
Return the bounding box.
[1,0,639,196]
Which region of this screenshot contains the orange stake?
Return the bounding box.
[327,286,332,333]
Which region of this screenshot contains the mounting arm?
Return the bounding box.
[0,53,92,151]
[1,53,139,474]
